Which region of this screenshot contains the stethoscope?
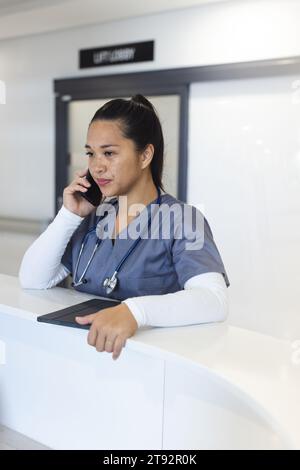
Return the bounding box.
[71,187,162,294]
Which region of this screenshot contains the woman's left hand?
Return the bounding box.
[75,303,138,360]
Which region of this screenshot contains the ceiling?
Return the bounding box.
[0,0,72,16]
[0,0,232,41]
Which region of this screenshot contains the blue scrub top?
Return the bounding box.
[61,193,230,301]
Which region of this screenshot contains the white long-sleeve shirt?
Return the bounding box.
[19,205,229,328]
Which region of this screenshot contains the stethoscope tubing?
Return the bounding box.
[72,187,161,290]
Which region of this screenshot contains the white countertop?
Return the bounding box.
[0,273,299,448]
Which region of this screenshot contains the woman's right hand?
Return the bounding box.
[63,168,96,217]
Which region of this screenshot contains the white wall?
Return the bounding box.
[189,75,300,340]
[0,0,229,41]
[1,0,300,219]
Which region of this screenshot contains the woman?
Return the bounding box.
[19,94,230,360]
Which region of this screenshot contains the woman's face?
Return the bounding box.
[86,119,147,198]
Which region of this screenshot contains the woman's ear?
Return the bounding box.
[140,144,154,169]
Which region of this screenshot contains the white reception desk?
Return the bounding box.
[0,273,299,450]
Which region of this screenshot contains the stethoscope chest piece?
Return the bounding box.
[103,271,118,294]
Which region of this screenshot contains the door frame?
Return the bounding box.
[54,55,300,213]
[54,82,189,213]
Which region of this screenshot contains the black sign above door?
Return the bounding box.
[79,40,154,69]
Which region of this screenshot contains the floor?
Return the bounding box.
[0,425,49,450]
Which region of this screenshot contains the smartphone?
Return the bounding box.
[79,169,102,207]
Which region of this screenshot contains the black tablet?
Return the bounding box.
[37,298,121,330]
